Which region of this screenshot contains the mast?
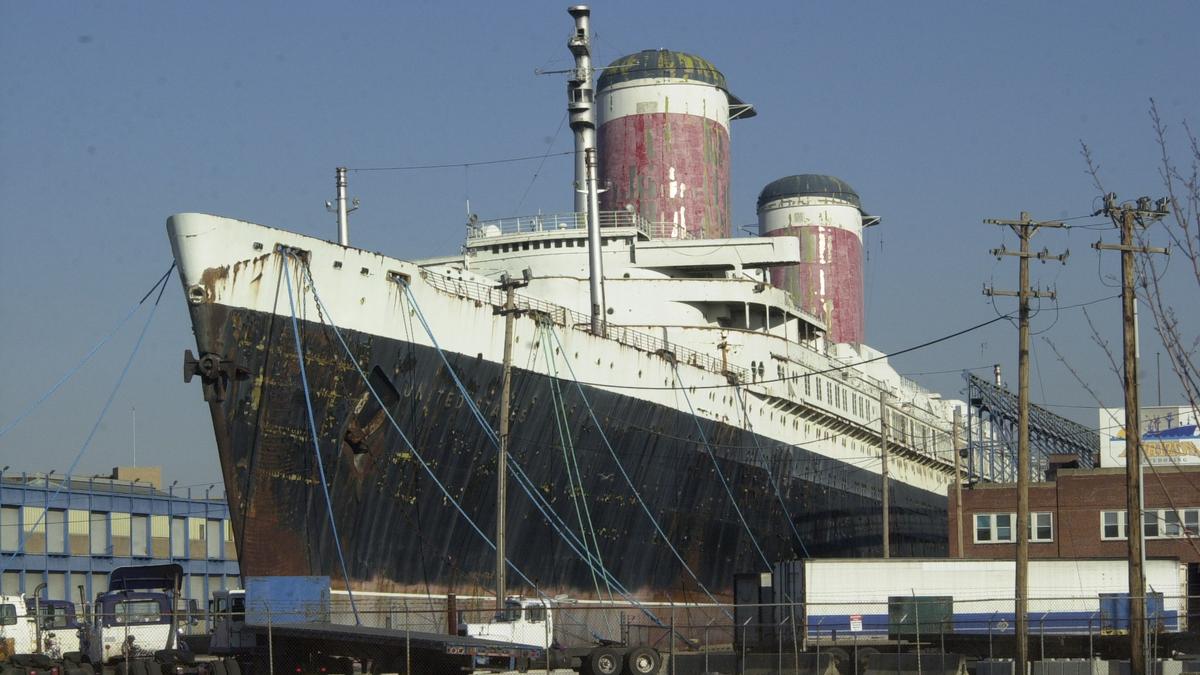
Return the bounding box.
[326,166,358,246]
[566,5,606,335]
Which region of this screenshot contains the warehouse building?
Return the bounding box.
[0,467,240,602]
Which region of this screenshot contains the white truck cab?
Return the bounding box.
[464,597,555,649]
[0,594,37,654]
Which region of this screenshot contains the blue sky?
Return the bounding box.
[1,1,1197,488]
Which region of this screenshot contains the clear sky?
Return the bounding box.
[1,1,1197,489]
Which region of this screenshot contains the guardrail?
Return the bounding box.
[466,211,690,242]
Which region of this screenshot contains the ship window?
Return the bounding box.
[555,241,563,248]
[492,246,500,254]
[826,382,832,403]
[804,377,811,397]
[815,378,821,401]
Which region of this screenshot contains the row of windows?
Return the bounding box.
[489,237,595,255]
[1,570,237,602]
[0,507,233,560]
[1101,508,1200,540]
[974,512,1054,543]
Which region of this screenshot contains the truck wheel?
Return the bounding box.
[130,659,149,675]
[79,663,96,675]
[211,658,229,675]
[145,661,163,675]
[224,658,242,675]
[624,646,661,674]
[585,646,623,675]
[115,661,131,675]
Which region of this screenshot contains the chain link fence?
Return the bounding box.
[5,594,1198,674]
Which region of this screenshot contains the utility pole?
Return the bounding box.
[1094,193,1169,675]
[879,390,890,558]
[953,406,964,558]
[984,211,1067,674]
[494,270,530,613]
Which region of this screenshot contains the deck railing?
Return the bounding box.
[466,211,689,242]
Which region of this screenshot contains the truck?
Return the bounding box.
[463,596,664,675]
[1,594,39,661]
[25,597,83,658]
[205,576,544,675]
[73,563,205,675]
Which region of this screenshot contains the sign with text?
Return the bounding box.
[1099,406,1200,468]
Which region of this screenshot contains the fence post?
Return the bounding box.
[988,617,994,661]
[267,604,274,675]
[915,597,922,675]
[670,603,676,675]
[1039,613,1046,662]
[778,623,783,674]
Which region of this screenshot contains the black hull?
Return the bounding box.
[196,303,947,599]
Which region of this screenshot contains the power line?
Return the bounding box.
[349,150,575,172]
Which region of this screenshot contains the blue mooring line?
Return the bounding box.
[280,251,360,626]
[3,263,174,570]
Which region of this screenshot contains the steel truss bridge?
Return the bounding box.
[965,372,1098,483]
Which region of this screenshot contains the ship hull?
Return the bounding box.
[198,301,948,599]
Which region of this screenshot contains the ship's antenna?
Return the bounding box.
[325,166,359,246]
[566,5,606,335]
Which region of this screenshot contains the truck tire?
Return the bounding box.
[210,658,229,675]
[145,661,163,675]
[224,658,242,675]
[63,652,84,665]
[585,646,623,675]
[115,661,131,675]
[130,658,149,675]
[624,646,661,674]
[79,663,96,675]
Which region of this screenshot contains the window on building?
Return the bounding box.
[46,510,66,555]
[1163,510,1182,538]
[1101,510,1126,540]
[1143,510,1159,538]
[68,509,89,554]
[1030,512,1053,542]
[170,517,187,558]
[188,518,206,559]
[1185,509,1200,536]
[206,519,222,560]
[131,515,149,557]
[1,506,19,552]
[151,515,169,558]
[974,512,1020,543]
[111,512,131,557]
[89,512,109,556]
[23,507,45,554]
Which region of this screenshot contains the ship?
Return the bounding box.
[168,6,966,600]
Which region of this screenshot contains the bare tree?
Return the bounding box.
[1083,100,1200,421]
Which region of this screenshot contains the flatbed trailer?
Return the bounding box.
[233,620,542,675]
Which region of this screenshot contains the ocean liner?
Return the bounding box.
[169,6,965,599]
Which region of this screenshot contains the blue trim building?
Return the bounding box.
[1,471,240,603]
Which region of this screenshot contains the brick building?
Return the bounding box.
[948,464,1200,564]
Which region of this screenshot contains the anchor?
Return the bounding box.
[184,349,248,402]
